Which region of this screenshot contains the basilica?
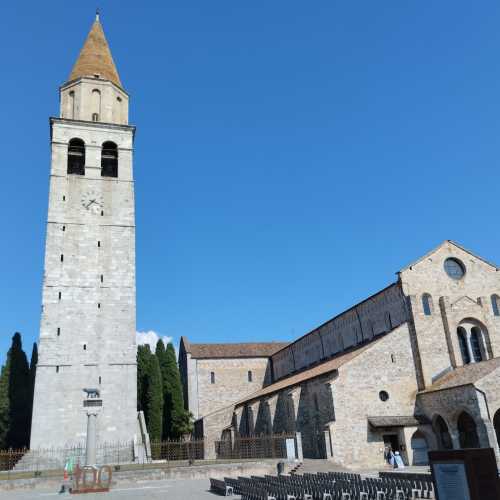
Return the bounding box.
[29,12,500,470]
[181,240,500,467]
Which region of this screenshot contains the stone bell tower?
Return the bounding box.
[30,13,137,449]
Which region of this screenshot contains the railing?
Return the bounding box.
[0,438,205,475]
[150,439,204,461]
[215,433,294,460]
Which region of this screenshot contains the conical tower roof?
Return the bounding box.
[68,13,122,88]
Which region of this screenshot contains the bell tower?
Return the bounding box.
[30,13,137,449]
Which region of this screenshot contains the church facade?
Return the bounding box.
[30,15,138,449]
[185,241,500,467]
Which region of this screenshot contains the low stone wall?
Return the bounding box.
[0,459,290,491]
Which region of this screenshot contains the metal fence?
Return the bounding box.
[0,442,134,473]
[150,439,204,461]
[0,438,205,474]
[215,433,294,460]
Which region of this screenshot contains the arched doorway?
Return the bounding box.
[457,412,480,448]
[433,415,453,450]
[411,431,429,465]
[493,409,500,449]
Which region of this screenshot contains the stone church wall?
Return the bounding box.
[271,283,409,381]
[328,324,418,467]
[195,357,272,419]
[400,242,500,388]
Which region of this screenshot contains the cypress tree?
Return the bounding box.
[0,361,10,449]
[155,340,169,439]
[164,342,190,438]
[28,343,38,443]
[137,344,151,416]
[6,333,30,449]
[145,353,163,442]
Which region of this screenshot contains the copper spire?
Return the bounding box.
[68,13,122,87]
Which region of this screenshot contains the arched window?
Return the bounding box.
[67,138,85,175]
[101,141,118,178]
[422,294,433,316]
[457,327,470,365]
[470,327,483,362]
[491,295,500,317]
[457,412,480,448]
[434,415,453,450]
[91,89,101,121]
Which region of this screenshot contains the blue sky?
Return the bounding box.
[1,1,500,362]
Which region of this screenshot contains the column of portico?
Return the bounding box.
[449,429,461,449]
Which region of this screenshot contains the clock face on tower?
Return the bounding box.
[80,190,104,214]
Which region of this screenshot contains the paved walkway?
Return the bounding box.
[0,478,221,499]
[0,460,431,499]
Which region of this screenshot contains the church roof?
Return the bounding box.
[421,357,500,393]
[367,415,430,428]
[235,339,379,406]
[181,337,289,359]
[68,13,122,88]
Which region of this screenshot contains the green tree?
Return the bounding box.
[6,333,30,449]
[145,353,163,442]
[28,343,38,442]
[137,344,151,416]
[0,361,10,449]
[164,342,191,438]
[155,339,169,439]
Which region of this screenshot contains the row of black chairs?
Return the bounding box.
[210,471,434,499]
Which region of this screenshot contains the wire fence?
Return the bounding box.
[215,433,295,460]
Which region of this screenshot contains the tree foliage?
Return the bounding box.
[7,333,31,449]
[145,353,163,442]
[28,343,38,443]
[0,360,10,449]
[137,344,151,416]
[0,333,31,449]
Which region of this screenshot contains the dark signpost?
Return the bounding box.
[429,448,500,500]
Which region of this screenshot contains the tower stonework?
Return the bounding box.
[30,15,137,449]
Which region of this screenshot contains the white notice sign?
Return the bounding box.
[433,462,470,500]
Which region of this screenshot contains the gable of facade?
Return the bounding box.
[400,240,500,388]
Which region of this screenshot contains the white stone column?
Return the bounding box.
[465,330,475,363]
[85,412,98,466]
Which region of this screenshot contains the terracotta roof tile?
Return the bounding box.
[187,342,289,359]
[69,16,122,87]
[236,340,379,406]
[421,357,500,393]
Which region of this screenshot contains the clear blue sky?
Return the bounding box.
[1,1,500,362]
